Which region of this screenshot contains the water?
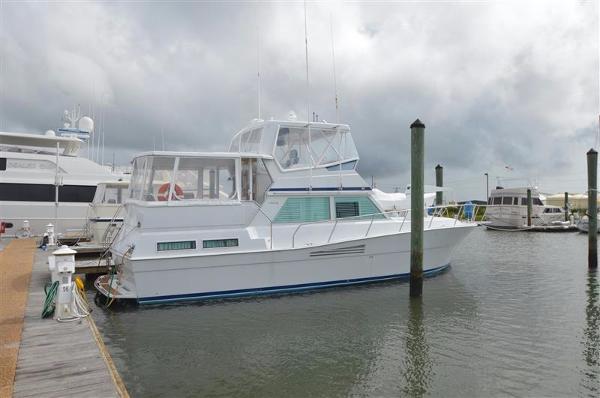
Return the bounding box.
[90,228,599,397]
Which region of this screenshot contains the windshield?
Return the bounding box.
[274,126,358,171]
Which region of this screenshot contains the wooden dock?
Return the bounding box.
[0,240,128,398]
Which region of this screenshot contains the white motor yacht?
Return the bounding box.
[95,118,475,304]
[0,117,126,237]
[484,187,567,229]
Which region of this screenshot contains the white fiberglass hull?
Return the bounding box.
[0,201,89,237]
[96,225,473,304]
[485,205,564,229]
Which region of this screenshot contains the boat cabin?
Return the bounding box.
[487,187,544,206]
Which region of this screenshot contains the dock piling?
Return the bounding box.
[527,189,532,227]
[410,119,425,298]
[564,192,569,222]
[435,164,443,206]
[587,149,597,270]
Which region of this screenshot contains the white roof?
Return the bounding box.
[0,131,81,155]
[132,151,273,160]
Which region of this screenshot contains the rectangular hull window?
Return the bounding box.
[157,241,197,251]
[203,239,239,249]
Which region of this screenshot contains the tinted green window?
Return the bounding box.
[157,240,196,251]
[274,197,331,223]
[203,239,239,248]
[334,196,383,219]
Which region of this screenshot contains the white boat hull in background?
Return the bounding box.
[0,201,89,237]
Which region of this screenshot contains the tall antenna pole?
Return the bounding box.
[330,12,339,123]
[256,7,262,120]
[597,0,600,149]
[304,0,312,189]
[101,110,105,165]
[303,0,310,123]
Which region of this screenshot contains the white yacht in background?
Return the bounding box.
[484,187,567,229]
[0,113,126,237]
[95,117,475,304]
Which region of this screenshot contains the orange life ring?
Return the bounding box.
[157,183,183,201]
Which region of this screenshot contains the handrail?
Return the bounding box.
[292,210,394,248]
[261,203,486,249]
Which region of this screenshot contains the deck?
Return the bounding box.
[0,239,128,398]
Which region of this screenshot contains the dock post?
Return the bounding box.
[410,119,425,298]
[564,192,569,222]
[587,149,597,270]
[526,189,532,227]
[435,164,443,206]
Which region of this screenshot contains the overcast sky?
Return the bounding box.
[0,0,597,200]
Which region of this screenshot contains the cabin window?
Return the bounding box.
[240,128,263,153]
[172,157,237,200]
[274,197,330,223]
[241,158,272,203]
[100,186,124,204]
[0,183,96,202]
[157,240,196,251]
[129,157,146,200]
[493,197,502,205]
[336,201,359,218]
[533,198,543,206]
[203,238,239,249]
[0,158,6,171]
[334,196,384,219]
[502,197,512,205]
[513,197,519,205]
[274,126,358,171]
[4,158,64,172]
[521,198,527,205]
[487,197,492,205]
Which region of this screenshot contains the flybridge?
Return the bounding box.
[228,119,358,173]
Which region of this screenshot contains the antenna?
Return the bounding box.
[329,12,339,123]
[256,6,262,120]
[303,0,310,123]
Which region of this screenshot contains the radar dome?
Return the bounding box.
[78,116,94,133]
[45,130,56,137]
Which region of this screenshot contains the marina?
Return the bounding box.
[0,1,598,397]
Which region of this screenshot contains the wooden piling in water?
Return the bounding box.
[527,189,532,227]
[587,149,597,270]
[564,191,569,222]
[435,164,443,206]
[410,119,425,298]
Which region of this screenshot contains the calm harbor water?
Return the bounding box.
[90,228,599,397]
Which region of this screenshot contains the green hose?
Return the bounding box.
[41,281,59,318]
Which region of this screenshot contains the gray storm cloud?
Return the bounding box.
[0,0,597,199]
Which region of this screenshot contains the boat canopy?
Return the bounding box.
[228,120,359,172]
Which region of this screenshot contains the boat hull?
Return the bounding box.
[0,201,89,237]
[96,225,473,304]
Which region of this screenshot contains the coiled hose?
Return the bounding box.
[41,281,59,318]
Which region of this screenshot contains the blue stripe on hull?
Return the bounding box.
[137,264,450,305]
